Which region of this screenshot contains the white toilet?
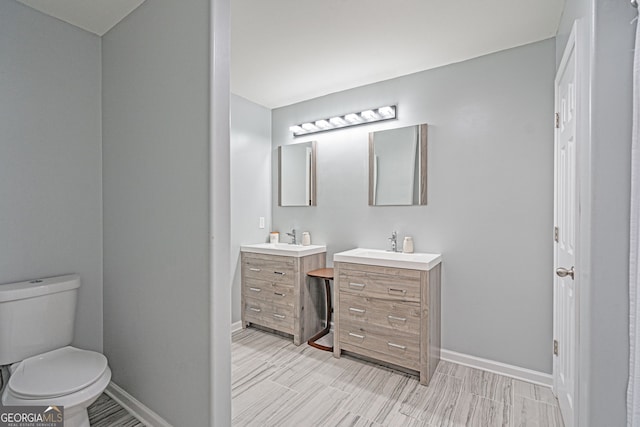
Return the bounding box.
[0,274,111,427]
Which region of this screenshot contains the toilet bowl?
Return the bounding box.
[2,346,112,427]
[0,275,112,427]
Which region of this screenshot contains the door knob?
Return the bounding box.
[556,266,575,279]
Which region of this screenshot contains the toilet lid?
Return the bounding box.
[8,346,108,399]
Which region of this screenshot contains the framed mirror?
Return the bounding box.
[278,141,317,206]
[369,124,427,206]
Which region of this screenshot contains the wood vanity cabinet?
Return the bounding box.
[333,261,441,385]
[241,251,326,345]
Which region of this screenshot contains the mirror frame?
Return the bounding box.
[278,141,317,207]
[368,123,428,206]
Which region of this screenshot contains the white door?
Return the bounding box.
[554,23,578,427]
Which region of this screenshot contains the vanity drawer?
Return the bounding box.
[339,268,420,302]
[340,294,421,335]
[242,254,295,285]
[339,324,420,370]
[244,297,294,334]
[244,278,294,308]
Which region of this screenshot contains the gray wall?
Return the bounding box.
[102,0,212,425]
[557,1,634,425]
[272,39,556,373]
[231,94,272,323]
[0,0,103,352]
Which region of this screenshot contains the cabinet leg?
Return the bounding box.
[420,370,429,386]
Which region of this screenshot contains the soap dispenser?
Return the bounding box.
[301,231,311,246]
[403,236,414,253]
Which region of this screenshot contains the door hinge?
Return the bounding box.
[555,112,560,129]
[553,339,559,356]
[554,226,559,243]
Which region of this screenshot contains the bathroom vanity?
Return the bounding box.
[333,248,442,385]
[240,243,326,345]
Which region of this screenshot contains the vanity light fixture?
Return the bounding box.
[289,105,397,137]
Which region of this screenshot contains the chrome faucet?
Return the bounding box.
[286,229,297,245]
[388,231,398,252]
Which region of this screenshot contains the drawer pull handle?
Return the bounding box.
[348,332,365,339]
[387,315,407,322]
[349,282,366,289]
[249,268,261,272]
[388,288,407,294]
[249,307,261,313]
[273,314,286,319]
[388,342,406,350]
[349,307,366,314]
[274,292,286,297]
[249,287,261,292]
[274,271,286,276]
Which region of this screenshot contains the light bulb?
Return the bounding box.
[315,119,331,129]
[378,106,395,118]
[329,117,346,126]
[360,110,379,121]
[344,113,361,123]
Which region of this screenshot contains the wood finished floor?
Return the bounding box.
[232,327,564,427]
[88,393,145,427]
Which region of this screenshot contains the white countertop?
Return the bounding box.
[241,243,327,258]
[333,248,442,271]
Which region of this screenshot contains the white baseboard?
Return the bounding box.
[105,382,172,427]
[231,320,243,333]
[440,349,553,387]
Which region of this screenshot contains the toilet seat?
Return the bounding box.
[8,346,108,399]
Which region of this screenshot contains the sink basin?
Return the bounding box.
[241,243,326,257]
[333,248,441,271]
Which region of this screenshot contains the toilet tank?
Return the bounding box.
[0,274,80,365]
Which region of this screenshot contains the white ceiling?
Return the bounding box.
[232,0,564,108]
[16,0,145,36]
[15,0,564,109]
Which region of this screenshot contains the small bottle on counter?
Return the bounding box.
[403,236,414,253]
[301,232,311,246]
[270,232,279,243]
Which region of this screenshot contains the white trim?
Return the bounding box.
[105,382,172,427]
[440,349,553,387]
[209,0,232,425]
[231,320,243,333]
